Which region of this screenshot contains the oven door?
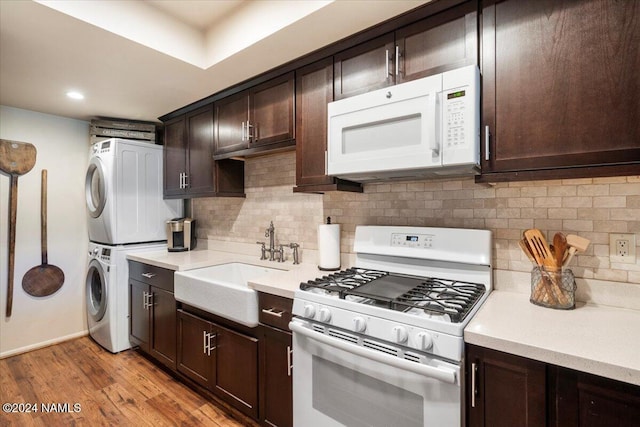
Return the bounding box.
[290,320,461,427]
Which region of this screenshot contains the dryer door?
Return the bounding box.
[86,259,108,321]
[85,157,107,218]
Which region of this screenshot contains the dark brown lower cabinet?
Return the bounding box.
[258,292,293,427]
[177,309,259,419]
[260,325,292,427]
[129,261,176,371]
[466,344,640,427]
[466,344,546,427]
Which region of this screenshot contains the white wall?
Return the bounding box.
[0,105,89,357]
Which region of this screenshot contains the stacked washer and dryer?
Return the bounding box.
[85,138,182,353]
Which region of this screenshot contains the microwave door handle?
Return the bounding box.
[289,322,457,384]
[432,92,441,156]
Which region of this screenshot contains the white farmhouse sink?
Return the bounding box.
[174,263,281,327]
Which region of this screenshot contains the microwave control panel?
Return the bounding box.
[444,88,469,149]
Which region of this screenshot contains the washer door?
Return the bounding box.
[85,157,107,218]
[86,259,108,322]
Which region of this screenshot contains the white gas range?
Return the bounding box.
[290,225,492,427]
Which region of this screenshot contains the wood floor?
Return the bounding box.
[0,336,258,427]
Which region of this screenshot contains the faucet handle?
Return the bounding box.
[288,243,300,265]
[256,241,267,260]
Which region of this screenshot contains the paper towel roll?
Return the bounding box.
[318,223,341,270]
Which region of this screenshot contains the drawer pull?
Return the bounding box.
[261,307,284,318]
[287,345,293,376]
[141,272,156,279]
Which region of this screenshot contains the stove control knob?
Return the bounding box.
[352,317,367,332]
[392,326,408,343]
[303,304,316,318]
[416,332,433,350]
[318,307,332,322]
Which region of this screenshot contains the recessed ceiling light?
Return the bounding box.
[66,91,84,100]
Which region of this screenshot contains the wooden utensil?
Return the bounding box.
[563,234,591,267]
[524,229,567,305]
[553,232,568,268]
[22,170,65,297]
[0,139,37,317]
[524,229,557,269]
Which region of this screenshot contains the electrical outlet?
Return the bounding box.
[610,233,637,264]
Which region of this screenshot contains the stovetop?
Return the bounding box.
[301,267,486,323]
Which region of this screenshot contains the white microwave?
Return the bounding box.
[327,65,480,182]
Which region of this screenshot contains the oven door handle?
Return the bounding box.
[290,322,457,384]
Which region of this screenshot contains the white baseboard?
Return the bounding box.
[0,330,89,359]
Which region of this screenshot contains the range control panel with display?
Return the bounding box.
[391,233,434,248]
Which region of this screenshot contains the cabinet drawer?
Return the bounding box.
[258,293,293,331]
[128,261,174,292]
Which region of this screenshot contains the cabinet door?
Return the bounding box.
[214,323,259,419]
[334,34,396,100]
[149,286,176,370]
[185,105,216,197]
[129,280,150,352]
[481,0,640,178]
[260,325,293,427]
[214,92,249,155]
[466,344,546,427]
[549,366,640,427]
[295,58,334,188]
[163,116,187,198]
[250,72,295,147]
[177,310,215,389]
[396,2,477,84]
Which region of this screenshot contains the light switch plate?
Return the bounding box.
[610,233,636,263]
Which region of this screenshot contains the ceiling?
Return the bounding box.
[0,0,430,124]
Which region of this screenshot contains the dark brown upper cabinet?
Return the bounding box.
[478,0,640,182]
[334,2,478,100]
[164,104,244,199]
[214,72,295,158]
[294,58,362,193]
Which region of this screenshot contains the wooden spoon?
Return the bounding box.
[553,232,568,268]
[22,170,65,297]
[0,139,37,317]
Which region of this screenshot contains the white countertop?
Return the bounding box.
[127,248,324,299]
[464,290,640,386]
[128,248,640,386]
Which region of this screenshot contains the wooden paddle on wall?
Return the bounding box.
[0,139,37,317]
[22,170,65,297]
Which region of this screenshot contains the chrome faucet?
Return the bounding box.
[257,221,279,261]
[266,221,275,260]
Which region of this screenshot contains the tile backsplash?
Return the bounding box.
[194,151,640,285]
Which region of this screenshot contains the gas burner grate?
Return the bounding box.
[393,278,485,323]
[300,268,388,297]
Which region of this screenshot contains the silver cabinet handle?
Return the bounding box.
[261,308,283,318]
[484,125,490,161]
[246,121,254,141]
[179,172,183,189]
[287,345,293,377]
[241,121,246,141]
[471,362,478,408]
[183,173,189,189]
[143,291,153,310]
[141,272,156,279]
[395,45,400,76]
[385,49,390,77]
[203,331,216,356]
